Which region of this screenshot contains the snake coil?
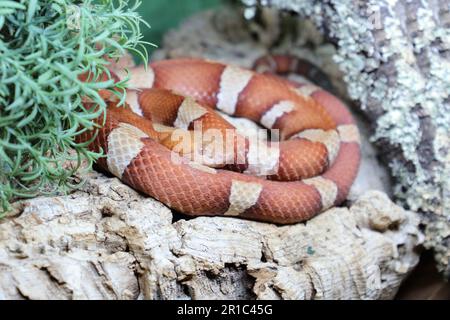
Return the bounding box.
[78,55,361,224]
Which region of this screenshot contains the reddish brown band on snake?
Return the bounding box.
[77,56,361,224]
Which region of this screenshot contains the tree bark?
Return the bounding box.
[231,0,450,276]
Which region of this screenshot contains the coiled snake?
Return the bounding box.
[78,55,361,224]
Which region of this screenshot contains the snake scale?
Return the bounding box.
[77,55,361,224]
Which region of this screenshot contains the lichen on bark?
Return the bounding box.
[238,0,450,276]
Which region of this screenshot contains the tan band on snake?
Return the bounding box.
[77,56,361,224]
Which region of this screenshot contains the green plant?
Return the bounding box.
[0,0,150,215]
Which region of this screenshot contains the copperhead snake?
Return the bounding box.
[78,55,361,224]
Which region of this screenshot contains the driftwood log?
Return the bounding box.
[0,4,425,299]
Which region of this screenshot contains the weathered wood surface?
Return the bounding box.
[0,172,421,299]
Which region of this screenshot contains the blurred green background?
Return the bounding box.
[136,0,221,47]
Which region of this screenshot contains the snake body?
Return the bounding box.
[78,56,361,224]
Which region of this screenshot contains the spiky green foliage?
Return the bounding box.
[0,0,150,215]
